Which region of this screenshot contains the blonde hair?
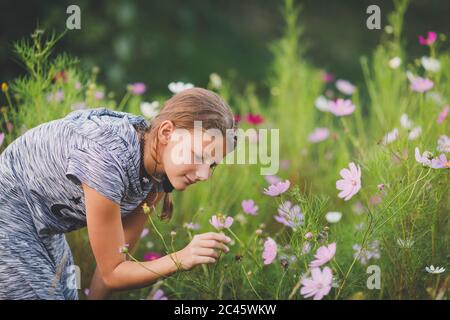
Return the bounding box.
[144,87,237,221]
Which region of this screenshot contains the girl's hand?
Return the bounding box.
[176,232,231,270]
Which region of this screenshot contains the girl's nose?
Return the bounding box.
[195,164,212,181]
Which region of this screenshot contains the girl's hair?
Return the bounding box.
[144,87,237,221]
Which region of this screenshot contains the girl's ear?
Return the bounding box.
[158,120,175,145]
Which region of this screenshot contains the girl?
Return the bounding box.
[0,87,237,300]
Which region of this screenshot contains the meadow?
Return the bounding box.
[0,0,448,300]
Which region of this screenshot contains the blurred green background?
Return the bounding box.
[1,0,449,96]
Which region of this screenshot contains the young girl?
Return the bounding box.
[0,87,237,300]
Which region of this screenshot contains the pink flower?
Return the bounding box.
[234,114,241,123]
[129,82,146,95]
[144,251,162,261]
[245,113,264,125]
[309,243,336,268]
[46,90,64,103]
[209,213,234,230]
[321,72,334,83]
[300,267,333,300]
[308,128,330,143]
[152,289,168,300]
[0,132,4,147]
[241,199,259,216]
[305,232,313,239]
[264,175,282,185]
[335,79,355,95]
[274,201,304,229]
[328,99,356,116]
[263,180,290,197]
[94,90,104,100]
[262,237,277,265]
[183,222,200,230]
[437,135,450,153]
[415,147,433,167]
[377,183,385,191]
[140,228,149,238]
[430,154,450,169]
[437,106,449,124]
[410,77,434,92]
[336,162,362,201]
[418,31,437,46]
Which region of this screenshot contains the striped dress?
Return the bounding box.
[0,107,164,299]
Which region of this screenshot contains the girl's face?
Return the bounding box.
[158,122,229,191]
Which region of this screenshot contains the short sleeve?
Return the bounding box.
[65,145,127,205]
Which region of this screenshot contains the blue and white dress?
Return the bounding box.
[0,107,164,299]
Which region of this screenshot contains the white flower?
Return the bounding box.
[426,92,444,105]
[140,101,159,118]
[382,128,399,145]
[168,81,194,94]
[400,113,413,129]
[406,71,416,82]
[209,73,222,89]
[425,265,445,274]
[325,211,342,223]
[415,147,433,167]
[389,57,402,69]
[335,79,356,95]
[437,135,450,153]
[421,56,441,72]
[315,95,330,112]
[408,126,422,140]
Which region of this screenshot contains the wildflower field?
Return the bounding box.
[0,0,448,300]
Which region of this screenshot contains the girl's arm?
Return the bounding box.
[82,183,230,297]
[87,191,164,299]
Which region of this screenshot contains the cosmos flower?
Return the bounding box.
[209,213,234,230]
[315,95,330,112]
[410,76,434,92]
[144,252,162,261]
[264,175,282,185]
[335,79,356,95]
[430,154,449,169]
[408,126,422,140]
[309,243,336,268]
[325,212,342,223]
[140,101,159,118]
[421,57,441,72]
[245,113,264,125]
[308,128,330,143]
[415,147,433,167]
[183,222,200,230]
[328,99,356,116]
[46,90,64,103]
[300,267,333,300]
[336,162,362,201]
[168,81,194,94]
[263,180,290,197]
[389,57,402,69]
[437,135,450,153]
[274,201,304,229]
[241,199,259,216]
[437,106,448,124]
[353,241,380,265]
[400,113,413,129]
[321,71,334,83]
[382,128,399,145]
[262,237,277,265]
[425,265,445,274]
[151,289,168,300]
[128,82,146,95]
[418,31,437,46]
